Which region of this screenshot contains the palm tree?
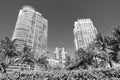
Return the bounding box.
[103,36,114,67]
[94,33,107,51]
[66,48,95,70]
[0,37,18,61]
[96,27,120,68]
[0,37,18,73]
[94,34,113,68]
[37,55,49,70]
[107,26,120,64]
[112,26,120,42]
[64,54,73,68]
[20,44,35,66]
[13,43,35,70]
[95,32,120,68]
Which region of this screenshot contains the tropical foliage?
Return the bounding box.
[1,26,120,79]
[1,67,120,80]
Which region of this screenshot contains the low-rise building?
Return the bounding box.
[53,47,67,68]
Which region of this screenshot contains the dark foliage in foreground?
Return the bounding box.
[0,67,120,80]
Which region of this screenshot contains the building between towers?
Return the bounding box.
[12,5,48,59]
[53,47,67,68]
[73,18,97,50]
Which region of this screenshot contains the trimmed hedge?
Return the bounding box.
[1,67,120,80]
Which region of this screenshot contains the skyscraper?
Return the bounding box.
[12,5,48,58]
[73,18,97,50]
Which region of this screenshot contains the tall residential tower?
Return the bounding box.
[73,19,97,50]
[12,5,48,58]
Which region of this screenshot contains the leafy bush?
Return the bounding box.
[0,67,120,80]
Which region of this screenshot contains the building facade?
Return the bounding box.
[12,5,48,58]
[73,18,97,50]
[53,47,67,68]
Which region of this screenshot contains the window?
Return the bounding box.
[43,24,47,31]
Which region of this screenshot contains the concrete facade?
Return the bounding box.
[73,18,97,50]
[53,47,67,68]
[12,5,48,58]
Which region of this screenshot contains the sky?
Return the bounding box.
[0,0,120,57]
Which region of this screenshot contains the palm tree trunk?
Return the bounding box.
[44,64,48,70]
[109,55,113,68]
[109,61,112,68]
[95,56,98,68]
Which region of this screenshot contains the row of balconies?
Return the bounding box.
[6,64,38,74]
